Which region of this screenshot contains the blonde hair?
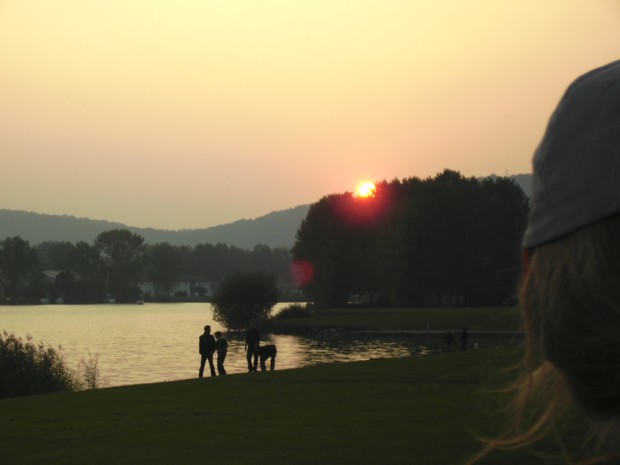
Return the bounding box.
[469,214,620,464]
[525,215,620,421]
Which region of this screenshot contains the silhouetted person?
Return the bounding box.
[245,327,260,372]
[442,330,456,352]
[214,331,228,375]
[461,326,468,351]
[199,325,216,378]
[259,344,277,371]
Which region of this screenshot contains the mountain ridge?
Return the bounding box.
[0,173,532,249]
[0,205,310,249]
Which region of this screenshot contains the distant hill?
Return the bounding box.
[0,174,532,249]
[0,205,310,249]
[511,173,532,197]
[481,173,532,197]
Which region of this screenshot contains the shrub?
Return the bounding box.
[76,353,106,390]
[275,303,310,319]
[0,331,76,398]
[212,271,280,330]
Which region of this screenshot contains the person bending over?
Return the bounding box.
[259,344,277,372]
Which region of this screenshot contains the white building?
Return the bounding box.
[138,278,218,299]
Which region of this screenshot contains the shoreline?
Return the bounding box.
[350,329,524,336]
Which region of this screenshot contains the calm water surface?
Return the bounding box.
[0,303,481,387]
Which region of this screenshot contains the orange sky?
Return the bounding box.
[1,1,620,230]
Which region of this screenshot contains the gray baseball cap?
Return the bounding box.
[523,60,620,249]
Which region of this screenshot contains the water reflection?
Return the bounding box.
[265,333,421,369]
[0,303,518,387]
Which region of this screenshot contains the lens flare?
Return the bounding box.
[290,260,314,286]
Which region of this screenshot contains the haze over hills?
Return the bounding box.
[0,205,310,250]
[0,174,532,249]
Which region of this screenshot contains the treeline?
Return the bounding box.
[292,170,530,308]
[0,231,293,304]
[1,170,529,308]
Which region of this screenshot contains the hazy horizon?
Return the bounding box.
[3,171,532,232]
[0,202,312,232]
[2,1,619,230]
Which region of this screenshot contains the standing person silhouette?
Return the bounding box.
[198,325,216,378]
[460,326,468,351]
[442,330,456,352]
[470,60,620,464]
[245,327,260,372]
[214,331,228,376]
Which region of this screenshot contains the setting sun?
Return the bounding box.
[355,182,376,198]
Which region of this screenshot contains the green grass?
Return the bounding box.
[272,306,523,333]
[0,348,591,465]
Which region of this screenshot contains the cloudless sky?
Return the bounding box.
[2,1,620,230]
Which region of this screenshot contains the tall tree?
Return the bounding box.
[94,229,146,302]
[68,241,101,280]
[293,188,389,308]
[35,241,75,270]
[0,236,39,301]
[145,243,187,297]
[293,171,530,307]
[292,194,354,307]
[477,176,530,304]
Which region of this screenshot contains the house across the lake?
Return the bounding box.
[138,279,305,302]
[138,277,217,299]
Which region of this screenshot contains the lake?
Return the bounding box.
[0,303,493,387]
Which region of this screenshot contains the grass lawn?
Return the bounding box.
[271,306,523,333]
[0,348,591,465]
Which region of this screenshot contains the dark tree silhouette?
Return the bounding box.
[145,243,188,298]
[94,229,146,302]
[0,236,38,300]
[293,170,530,307]
[211,271,280,330]
[35,241,75,270]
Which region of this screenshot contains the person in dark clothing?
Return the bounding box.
[214,331,228,375]
[198,325,216,378]
[442,330,456,352]
[460,326,468,351]
[245,327,260,372]
[258,344,277,371]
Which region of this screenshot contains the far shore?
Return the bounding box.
[270,305,523,334]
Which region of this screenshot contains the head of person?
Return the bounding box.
[517,60,620,458]
[204,325,211,334]
[214,331,222,339]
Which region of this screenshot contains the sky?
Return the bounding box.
[2,1,620,230]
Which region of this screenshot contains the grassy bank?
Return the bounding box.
[271,306,523,333]
[0,348,590,465]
